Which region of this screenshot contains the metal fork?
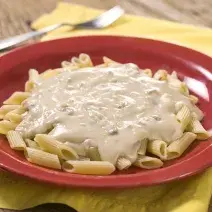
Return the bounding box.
[0,5,124,51]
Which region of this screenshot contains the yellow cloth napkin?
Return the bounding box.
[1,2,212,212]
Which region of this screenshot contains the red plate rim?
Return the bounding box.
[0,35,212,188]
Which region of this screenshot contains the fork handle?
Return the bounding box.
[0,24,63,51]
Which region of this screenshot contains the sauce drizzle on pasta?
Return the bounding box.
[16,64,201,164]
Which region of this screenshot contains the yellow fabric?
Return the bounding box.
[1,2,212,212]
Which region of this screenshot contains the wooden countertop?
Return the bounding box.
[0,0,211,211]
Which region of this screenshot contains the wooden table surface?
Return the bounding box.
[0,0,212,211]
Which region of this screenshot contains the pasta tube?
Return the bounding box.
[0,105,20,119]
[147,140,167,160]
[137,138,148,155]
[187,116,209,140]
[142,69,152,77]
[35,134,78,160]
[25,147,61,169]
[3,92,30,105]
[79,53,93,67]
[63,160,115,175]
[176,105,191,130]
[153,69,168,80]
[6,130,26,150]
[167,132,197,160]
[25,139,40,149]
[116,157,131,170]
[0,120,17,134]
[134,156,163,169]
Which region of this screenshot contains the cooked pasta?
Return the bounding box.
[137,138,148,155]
[62,160,115,175]
[3,106,25,123]
[29,69,39,81]
[25,139,40,149]
[35,134,78,160]
[25,147,61,169]
[187,116,209,140]
[0,105,20,119]
[134,156,163,169]
[4,112,22,123]
[116,157,132,170]
[25,81,34,92]
[153,69,168,80]
[3,92,30,105]
[0,120,17,134]
[0,54,209,174]
[142,68,152,77]
[176,105,191,130]
[79,53,93,67]
[6,130,26,150]
[147,140,167,160]
[167,132,197,159]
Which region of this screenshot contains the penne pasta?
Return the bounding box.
[61,61,72,68]
[25,147,61,169]
[0,55,209,174]
[116,157,132,170]
[71,55,92,68]
[147,140,167,160]
[25,139,40,149]
[79,53,93,67]
[142,69,152,77]
[0,105,20,119]
[11,106,26,115]
[25,69,39,92]
[153,69,168,80]
[134,156,163,169]
[4,106,26,123]
[187,116,209,140]
[137,138,148,155]
[62,160,115,175]
[35,134,78,160]
[0,120,17,134]
[167,132,197,160]
[176,105,191,130]
[3,92,30,105]
[29,69,39,81]
[25,81,34,92]
[61,61,79,71]
[4,112,22,123]
[6,130,26,150]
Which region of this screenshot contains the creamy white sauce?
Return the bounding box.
[17,64,194,164]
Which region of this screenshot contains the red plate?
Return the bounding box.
[0,36,212,188]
